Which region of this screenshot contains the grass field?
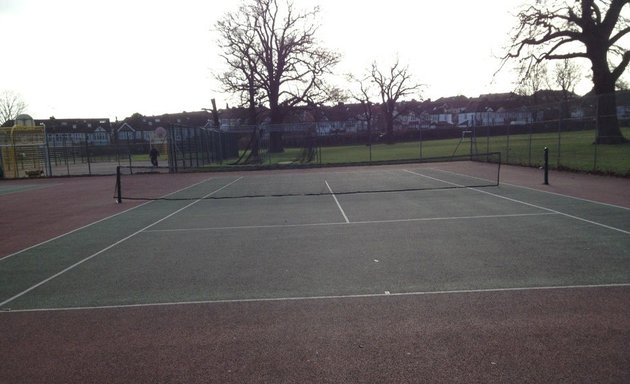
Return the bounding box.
[247,127,630,176]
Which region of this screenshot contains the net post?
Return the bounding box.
[543,147,549,185]
[496,151,501,186]
[115,166,122,203]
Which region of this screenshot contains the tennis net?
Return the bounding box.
[114,152,501,202]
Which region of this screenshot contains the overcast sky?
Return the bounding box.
[0,0,595,121]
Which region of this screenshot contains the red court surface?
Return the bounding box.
[2,165,627,258]
[1,165,629,383]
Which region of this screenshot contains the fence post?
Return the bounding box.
[543,147,549,185]
[85,135,92,175]
[44,130,53,176]
[317,125,322,165]
[64,135,70,175]
[593,137,598,171]
[115,166,122,203]
[486,125,490,154]
[168,124,177,173]
[528,123,532,166]
[218,130,224,165]
[593,94,598,171]
[506,123,511,164]
[557,99,563,168]
[417,126,422,160]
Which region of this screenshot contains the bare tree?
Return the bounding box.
[216,4,263,162]
[347,73,377,140]
[0,90,27,125]
[552,59,583,121]
[215,0,340,152]
[297,86,345,163]
[502,0,629,143]
[216,4,260,127]
[515,62,549,102]
[370,59,423,144]
[554,59,582,99]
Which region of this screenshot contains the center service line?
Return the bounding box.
[0,177,243,309]
[325,180,350,223]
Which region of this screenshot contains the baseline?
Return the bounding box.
[3,282,629,314]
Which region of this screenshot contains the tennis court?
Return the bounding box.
[1,159,629,383]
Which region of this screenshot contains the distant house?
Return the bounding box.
[36,118,112,146]
[429,96,469,127]
[218,107,257,132]
[319,103,367,134]
[615,91,630,123]
[395,100,431,130]
[115,122,142,142]
[429,105,454,126]
[458,93,533,127]
[115,111,213,143]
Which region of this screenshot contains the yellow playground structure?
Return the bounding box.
[0,114,47,178]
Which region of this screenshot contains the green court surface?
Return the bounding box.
[1,164,629,311]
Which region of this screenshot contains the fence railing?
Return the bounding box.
[220,91,629,176]
[1,91,628,178]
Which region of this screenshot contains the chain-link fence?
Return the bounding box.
[167,124,239,171]
[1,91,628,178]
[467,91,629,175]
[43,137,151,176]
[224,91,629,176]
[0,124,240,178]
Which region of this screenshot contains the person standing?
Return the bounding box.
[149,147,159,167]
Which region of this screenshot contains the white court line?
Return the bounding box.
[325,180,350,223]
[403,169,630,236]
[501,181,630,211]
[144,212,557,233]
[1,203,150,262]
[416,166,630,211]
[3,282,629,314]
[474,189,630,235]
[0,176,217,262]
[0,177,243,308]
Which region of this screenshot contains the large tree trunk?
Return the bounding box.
[384,114,395,144]
[591,52,626,144]
[594,91,623,144]
[247,87,260,161]
[268,89,284,153]
[269,131,284,153]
